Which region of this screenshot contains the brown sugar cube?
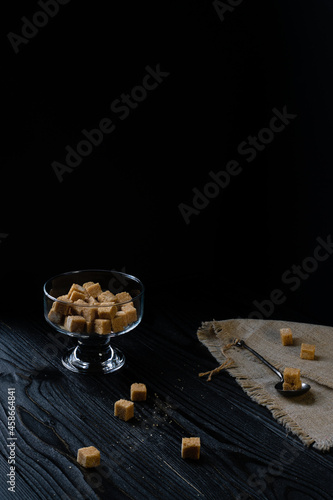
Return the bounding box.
[64,315,86,333]
[283,381,302,391]
[68,284,88,301]
[280,327,293,346]
[68,283,86,294]
[111,311,127,333]
[52,295,71,315]
[98,302,117,320]
[121,304,137,324]
[283,367,302,390]
[79,303,98,322]
[98,290,116,303]
[83,282,102,299]
[72,299,88,315]
[82,281,94,288]
[130,383,147,401]
[48,307,63,325]
[83,307,98,322]
[86,321,94,334]
[114,399,134,421]
[116,291,132,304]
[284,367,301,383]
[300,343,316,360]
[181,437,201,460]
[118,310,128,325]
[94,319,111,335]
[68,289,88,302]
[88,296,99,305]
[77,446,100,468]
[82,307,98,323]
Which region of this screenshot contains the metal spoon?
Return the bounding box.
[235,339,311,397]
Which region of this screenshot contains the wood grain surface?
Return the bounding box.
[1,286,333,500]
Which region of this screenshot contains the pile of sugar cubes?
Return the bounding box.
[48,281,137,335]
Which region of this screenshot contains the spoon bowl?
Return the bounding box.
[274,381,311,397]
[235,340,311,397]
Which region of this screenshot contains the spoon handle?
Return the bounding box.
[235,340,284,383]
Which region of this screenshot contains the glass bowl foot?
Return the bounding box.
[62,338,125,374]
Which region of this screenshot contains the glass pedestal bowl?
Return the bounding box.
[43,269,144,374]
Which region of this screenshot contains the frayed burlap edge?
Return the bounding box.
[197,320,332,451]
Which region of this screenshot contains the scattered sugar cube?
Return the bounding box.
[282,381,301,391]
[114,399,134,421]
[131,383,147,401]
[300,343,316,360]
[280,327,293,346]
[77,446,100,468]
[284,367,300,382]
[181,437,201,459]
[283,367,302,391]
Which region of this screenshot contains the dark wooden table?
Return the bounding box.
[1,280,333,500]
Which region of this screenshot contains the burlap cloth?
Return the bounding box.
[197,319,333,451]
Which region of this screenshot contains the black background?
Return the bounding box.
[2,0,333,325]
